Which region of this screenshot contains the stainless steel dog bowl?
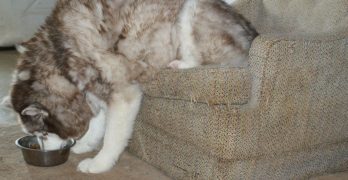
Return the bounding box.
[15,136,75,167]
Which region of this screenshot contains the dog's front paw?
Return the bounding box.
[77,158,114,173]
[72,143,94,154]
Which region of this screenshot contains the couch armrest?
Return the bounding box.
[246,34,348,152]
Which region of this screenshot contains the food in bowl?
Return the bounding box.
[29,143,41,150]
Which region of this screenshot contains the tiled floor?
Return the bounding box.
[0,50,346,179]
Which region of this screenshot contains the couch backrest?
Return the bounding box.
[234,0,348,37]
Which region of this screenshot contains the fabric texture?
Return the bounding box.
[128,0,348,179]
[233,0,348,37]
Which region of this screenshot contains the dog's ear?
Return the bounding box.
[21,104,49,118]
[20,104,48,133]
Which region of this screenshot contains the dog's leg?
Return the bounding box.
[168,0,201,70]
[72,110,106,154]
[77,84,142,173]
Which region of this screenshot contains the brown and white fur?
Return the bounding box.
[8,0,257,173]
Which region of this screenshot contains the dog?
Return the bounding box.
[8,0,257,173]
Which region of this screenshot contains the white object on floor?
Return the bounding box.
[0,96,17,125]
[0,106,17,125]
[0,0,56,46]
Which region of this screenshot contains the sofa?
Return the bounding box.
[0,0,56,46]
[128,0,348,179]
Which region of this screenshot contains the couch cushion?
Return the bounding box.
[142,67,252,105]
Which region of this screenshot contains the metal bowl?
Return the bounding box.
[15,136,75,167]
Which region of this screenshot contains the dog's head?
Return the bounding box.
[10,44,93,140]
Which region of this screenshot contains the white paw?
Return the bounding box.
[77,158,114,173]
[168,60,198,69]
[167,60,182,69]
[72,143,94,154]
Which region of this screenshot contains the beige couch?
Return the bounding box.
[128,0,348,179]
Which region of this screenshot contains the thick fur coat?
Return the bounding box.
[9,0,257,173]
